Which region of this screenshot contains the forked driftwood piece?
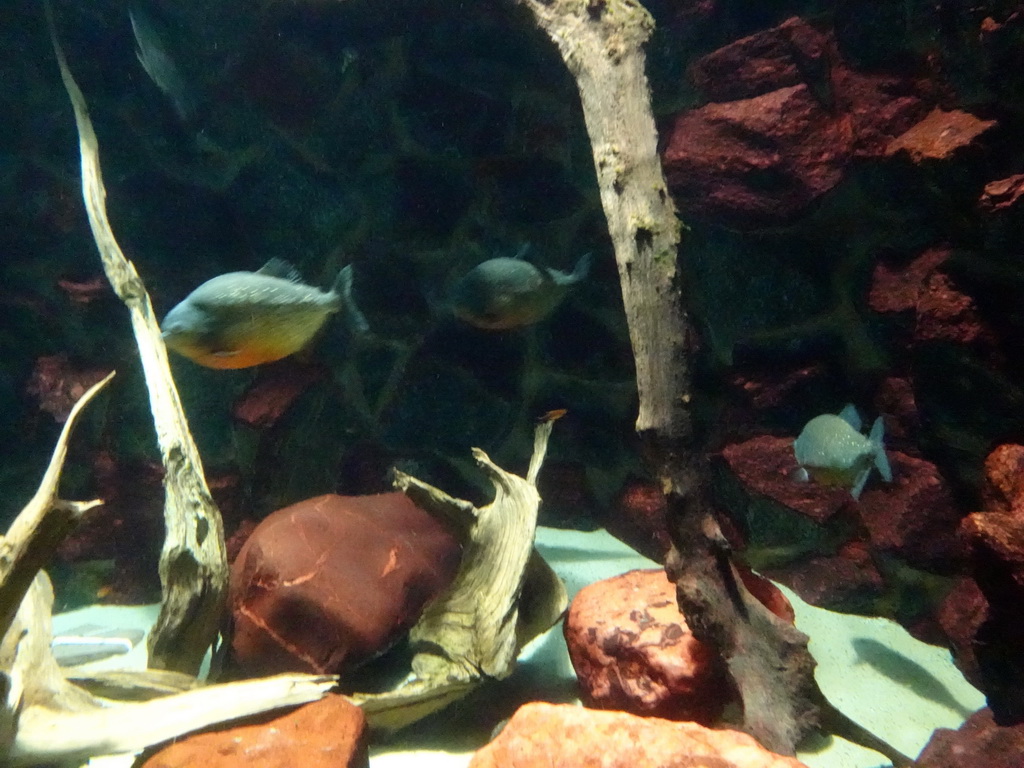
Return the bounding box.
[1,573,335,767]
[353,419,567,732]
[0,373,110,641]
[0,377,335,766]
[45,0,227,675]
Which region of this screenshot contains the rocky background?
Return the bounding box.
[4,0,1024,726]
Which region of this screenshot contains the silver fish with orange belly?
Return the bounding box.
[161,259,367,369]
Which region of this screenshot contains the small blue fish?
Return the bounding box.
[792,404,892,500]
[448,246,591,330]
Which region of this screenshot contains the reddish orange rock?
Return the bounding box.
[979,173,1024,214]
[735,564,796,624]
[936,577,987,689]
[232,362,323,429]
[468,702,810,768]
[141,694,368,768]
[564,568,729,723]
[981,444,1024,513]
[857,453,965,570]
[962,510,1024,586]
[918,708,1024,768]
[25,354,112,422]
[870,248,993,350]
[662,83,849,227]
[886,107,997,162]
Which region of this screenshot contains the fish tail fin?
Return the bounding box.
[869,416,892,482]
[569,252,593,283]
[424,283,448,321]
[333,265,369,334]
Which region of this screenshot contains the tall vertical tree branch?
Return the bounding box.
[516,0,823,754]
[45,1,227,675]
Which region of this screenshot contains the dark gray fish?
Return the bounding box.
[448,246,591,330]
[129,5,199,124]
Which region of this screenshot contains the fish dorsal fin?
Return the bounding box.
[837,403,862,431]
[512,244,559,285]
[257,258,303,282]
[510,242,533,261]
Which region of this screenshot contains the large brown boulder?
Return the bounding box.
[229,492,461,675]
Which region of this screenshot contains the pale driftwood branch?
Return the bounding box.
[0,361,334,767]
[67,669,199,702]
[516,0,685,439]
[13,674,336,765]
[526,419,555,486]
[0,372,111,641]
[0,572,335,768]
[351,420,566,732]
[45,0,227,675]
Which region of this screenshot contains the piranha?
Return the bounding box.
[448,246,591,330]
[792,404,892,500]
[161,259,367,369]
[129,5,200,125]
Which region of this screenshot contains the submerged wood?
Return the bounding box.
[353,419,567,732]
[0,373,110,642]
[2,574,335,767]
[0,373,111,760]
[0,375,335,766]
[516,0,823,754]
[45,1,227,675]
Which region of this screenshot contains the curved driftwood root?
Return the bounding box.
[353,419,567,732]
